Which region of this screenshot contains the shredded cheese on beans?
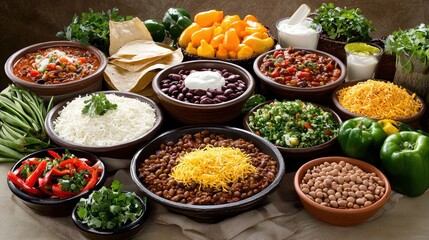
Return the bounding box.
[337,80,422,119]
[170,146,256,192]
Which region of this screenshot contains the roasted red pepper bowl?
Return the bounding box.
[294,156,391,226]
[253,47,346,102]
[4,40,107,103]
[6,148,106,216]
[243,99,342,171]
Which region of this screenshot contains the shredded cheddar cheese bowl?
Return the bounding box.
[332,79,426,127]
[45,91,164,159]
[130,126,285,222]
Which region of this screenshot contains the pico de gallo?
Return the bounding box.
[13,46,100,84]
[259,47,342,87]
[7,149,103,199]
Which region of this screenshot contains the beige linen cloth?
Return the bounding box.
[2,161,428,240]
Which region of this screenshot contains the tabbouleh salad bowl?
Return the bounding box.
[243,99,342,170]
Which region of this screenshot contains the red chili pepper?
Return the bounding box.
[38,169,53,188]
[81,170,99,193]
[51,166,70,176]
[7,172,41,196]
[22,157,40,165]
[48,150,62,159]
[58,158,78,168]
[25,160,47,187]
[52,184,77,199]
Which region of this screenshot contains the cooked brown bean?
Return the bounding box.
[138,130,278,205]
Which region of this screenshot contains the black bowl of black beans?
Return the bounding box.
[130,126,285,222]
[152,60,255,125]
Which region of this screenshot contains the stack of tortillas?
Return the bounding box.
[103,17,183,100]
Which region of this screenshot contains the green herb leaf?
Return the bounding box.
[76,180,144,230]
[56,8,132,54]
[385,23,429,74]
[312,3,375,42]
[82,93,118,117]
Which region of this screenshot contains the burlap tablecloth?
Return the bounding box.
[1,161,428,240]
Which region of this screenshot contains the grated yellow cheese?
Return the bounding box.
[170,145,257,192]
[337,80,422,119]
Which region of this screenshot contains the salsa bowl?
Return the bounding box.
[253,47,346,102]
[5,41,107,102]
[45,91,163,159]
[130,126,285,222]
[7,148,106,216]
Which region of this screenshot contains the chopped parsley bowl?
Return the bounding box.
[246,100,340,148]
[72,180,148,238]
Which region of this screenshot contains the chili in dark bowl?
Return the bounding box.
[259,47,342,88]
[13,46,101,85]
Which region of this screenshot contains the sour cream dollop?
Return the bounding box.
[184,71,225,90]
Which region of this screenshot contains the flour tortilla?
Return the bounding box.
[109,17,153,55]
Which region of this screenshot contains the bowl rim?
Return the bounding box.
[71,193,148,235]
[294,156,392,215]
[243,99,342,153]
[130,125,286,212]
[7,147,106,205]
[253,47,346,92]
[44,90,164,152]
[152,59,255,109]
[4,40,107,89]
[331,79,426,122]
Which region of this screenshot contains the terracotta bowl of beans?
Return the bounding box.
[5,40,107,103]
[294,156,391,226]
[253,47,346,102]
[332,79,426,128]
[130,126,285,222]
[152,60,255,125]
[45,91,164,160]
[243,99,342,170]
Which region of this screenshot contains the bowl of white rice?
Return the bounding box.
[45,91,163,159]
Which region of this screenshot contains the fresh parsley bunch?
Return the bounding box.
[57,8,132,54]
[385,23,429,74]
[312,3,375,42]
[76,180,145,230]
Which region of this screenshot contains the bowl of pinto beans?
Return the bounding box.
[6,148,106,216]
[253,47,346,102]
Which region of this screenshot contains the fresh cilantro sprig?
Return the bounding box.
[56,8,132,54]
[385,23,429,74]
[312,3,375,42]
[82,93,118,117]
[76,180,145,230]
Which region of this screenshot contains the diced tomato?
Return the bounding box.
[286,66,296,74]
[303,122,313,129]
[60,57,69,64]
[273,50,283,58]
[324,130,332,136]
[281,60,290,67]
[78,57,87,63]
[297,71,311,80]
[270,69,280,78]
[29,69,40,77]
[46,63,56,70]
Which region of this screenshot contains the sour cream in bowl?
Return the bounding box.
[276,17,322,49]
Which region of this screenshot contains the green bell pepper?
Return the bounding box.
[338,117,387,166]
[162,7,192,45]
[143,19,166,42]
[380,131,429,197]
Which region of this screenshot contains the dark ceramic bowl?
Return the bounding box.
[130,126,285,222]
[72,194,148,240]
[45,91,163,159]
[294,156,391,226]
[7,148,106,216]
[152,60,255,125]
[243,100,342,169]
[331,79,426,128]
[253,48,346,102]
[4,41,107,102]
